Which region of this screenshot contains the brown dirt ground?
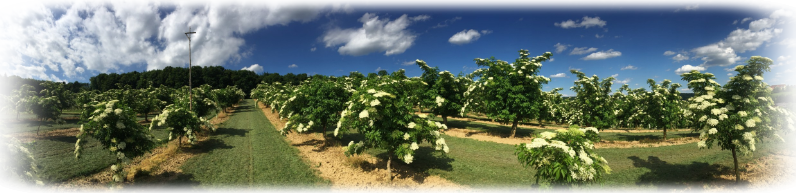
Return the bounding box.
[257,102,465,190]
[0,117,80,123]
[425,112,691,133]
[40,105,237,190]
[444,126,700,149]
[13,127,81,143]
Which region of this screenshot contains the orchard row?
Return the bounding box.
[6,82,245,184]
[250,50,791,184]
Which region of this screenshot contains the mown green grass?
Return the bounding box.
[178,99,329,187]
[20,116,173,183]
[351,131,781,189]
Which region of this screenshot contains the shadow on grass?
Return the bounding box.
[213,128,249,137]
[443,119,539,138]
[182,138,234,154]
[362,147,455,183]
[614,133,699,141]
[628,156,745,186]
[45,135,78,143]
[333,130,455,183]
[131,171,200,187]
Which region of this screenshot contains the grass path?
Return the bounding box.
[179,99,328,187]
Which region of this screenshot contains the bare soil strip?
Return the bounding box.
[422,112,691,133]
[38,106,237,190]
[444,126,700,149]
[13,127,81,143]
[256,101,464,190]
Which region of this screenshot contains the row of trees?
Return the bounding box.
[252,50,789,185]
[0,79,245,192]
[0,75,87,97]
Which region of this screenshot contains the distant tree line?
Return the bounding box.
[88,66,396,98]
[1,75,88,96]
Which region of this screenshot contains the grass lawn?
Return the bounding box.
[348,131,782,189]
[23,124,173,183]
[178,99,329,187]
[17,101,223,184]
[433,117,698,142]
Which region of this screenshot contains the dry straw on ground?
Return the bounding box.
[257,101,464,190]
[23,106,236,190]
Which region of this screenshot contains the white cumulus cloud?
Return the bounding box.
[663,51,676,56]
[0,2,330,81]
[570,47,598,55]
[288,64,298,68]
[691,44,742,67]
[322,13,423,56]
[614,78,631,84]
[242,64,263,73]
[554,43,569,53]
[749,18,775,32]
[621,65,637,70]
[449,29,486,45]
[675,64,706,75]
[554,16,606,29]
[582,49,621,60]
[550,73,567,78]
[672,54,690,62]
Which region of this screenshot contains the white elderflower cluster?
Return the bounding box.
[435,96,445,107]
[404,133,411,140]
[745,119,756,128]
[709,128,718,134]
[578,150,593,166]
[370,99,381,107]
[539,131,557,139]
[404,154,414,164]
[435,138,450,153]
[707,119,719,126]
[580,127,599,134]
[410,142,419,150]
[359,110,369,118]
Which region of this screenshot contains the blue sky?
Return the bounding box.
[1,1,793,96]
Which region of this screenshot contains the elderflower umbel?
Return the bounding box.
[359,110,369,118]
[709,128,718,134]
[745,119,756,128]
[698,141,707,148]
[539,131,557,139]
[404,133,411,140]
[711,109,722,115]
[738,111,747,117]
[707,119,719,126]
[407,122,416,129]
[370,99,381,107]
[410,142,419,150]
